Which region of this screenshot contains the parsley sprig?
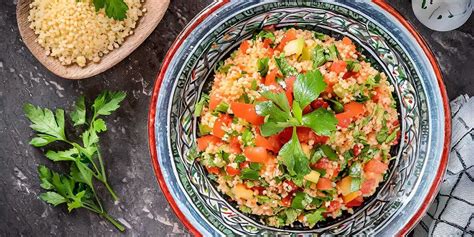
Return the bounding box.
[24,91,126,231]
[256,69,338,185]
[93,0,129,20]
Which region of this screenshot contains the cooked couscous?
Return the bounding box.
[28,0,145,67]
[194,28,400,228]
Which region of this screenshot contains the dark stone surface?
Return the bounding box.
[0,1,472,236]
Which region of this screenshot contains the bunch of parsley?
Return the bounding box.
[24,91,126,231]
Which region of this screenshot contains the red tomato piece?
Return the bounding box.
[283,180,299,193]
[278,127,293,145]
[197,135,222,151]
[342,36,352,45]
[255,131,280,153]
[353,144,362,157]
[276,28,297,52]
[329,60,347,74]
[207,166,220,174]
[239,161,250,169]
[265,68,279,86]
[209,95,222,111]
[243,147,269,163]
[239,40,250,54]
[303,105,313,114]
[345,196,364,208]
[335,102,365,128]
[225,165,240,176]
[213,114,232,138]
[326,200,341,213]
[231,102,264,125]
[311,98,329,110]
[364,159,388,174]
[229,136,242,154]
[281,193,294,207]
[312,158,332,170]
[251,186,265,195]
[285,76,296,106]
[316,177,333,190]
[360,178,377,195]
[372,87,382,102]
[343,71,359,79]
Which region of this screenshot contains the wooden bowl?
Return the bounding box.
[16,0,170,79]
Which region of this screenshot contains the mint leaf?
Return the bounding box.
[257,57,270,77]
[40,192,67,206]
[70,96,86,127]
[93,91,126,116]
[293,70,326,108]
[274,53,297,77]
[278,127,311,177]
[302,108,337,136]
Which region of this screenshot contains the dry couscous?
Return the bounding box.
[194,27,400,228]
[28,0,145,67]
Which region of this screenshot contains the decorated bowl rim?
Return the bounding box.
[147,1,451,236]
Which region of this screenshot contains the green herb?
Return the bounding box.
[25,91,126,231]
[279,127,311,179]
[354,94,369,103]
[328,99,344,113]
[216,61,232,74]
[291,192,312,209]
[350,177,361,192]
[376,121,389,144]
[281,208,300,225]
[305,208,326,228]
[349,162,362,177]
[194,93,209,116]
[257,57,270,77]
[346,60,361,72]
[251,79,258,90]
[241,168,259,180]
[255,30,276,42]
[326,44,340,61]
[249,162,262,171]
[385,128,400,143]
[241,129,254,146]
[314,32,327,40]
[257,195,271,204]
[293,70,326,108]
[312,45,327,68]
[215,101,229,113]
[302,108,338,136]
[320,145,338,161]
[198,124,211,135]
[275,53,297,77]
[93,0,128,20]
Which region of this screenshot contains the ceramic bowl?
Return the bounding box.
[148,1,451,236]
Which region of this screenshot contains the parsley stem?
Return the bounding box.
[83,203,125,232]
[96,147,119,201]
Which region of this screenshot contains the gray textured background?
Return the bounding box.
[0,1,473,236]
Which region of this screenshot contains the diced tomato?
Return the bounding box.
[312,157,331,170]
[213,114,232,138]
[343,71,359,79]
[342,36,352,45]
[225,165,240,176]
[255,130,280,153]
[311,98,329,109]
[209,95,222,111]
[264,68,279,86]
[329,60,347,74]
[335,102,365,128]
[197,135,222,151]
[353,144,362,157]
[393,130,401,145]
[207,166,220,174]
[239,161,250,169]
[323,74,334,94]
[364,159,388,174]
[229,136,242,154]
[346,195,364,208]
[316,177,333,190]
[283,180,299,193]
[276,28,297,52]
[343,191,361,204]
[285,76,296,106]
[326,200,341,213]
[231,102,264,125]
[281,194,293,207]
[239,40,250,54]
[251,186,265,195]
[262,38,273,48]
[243,147,269,163]
[372,87,382,102]
[360,178,376,195]
[303,105,313,114]
[393,120,400,126]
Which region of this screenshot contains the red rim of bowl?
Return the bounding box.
[147,1,451,236]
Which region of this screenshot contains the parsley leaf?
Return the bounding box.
[241,168,259,180]
[70,96,86,127]
[93,91,126,116]
[279,127,311,177]
[302,108,337,136]
[257,57,270,77]
[293,70,326,108]
[305,208,326,228]
[24,104,66,142]
[275,53,297,77]
[93,0,129,20]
